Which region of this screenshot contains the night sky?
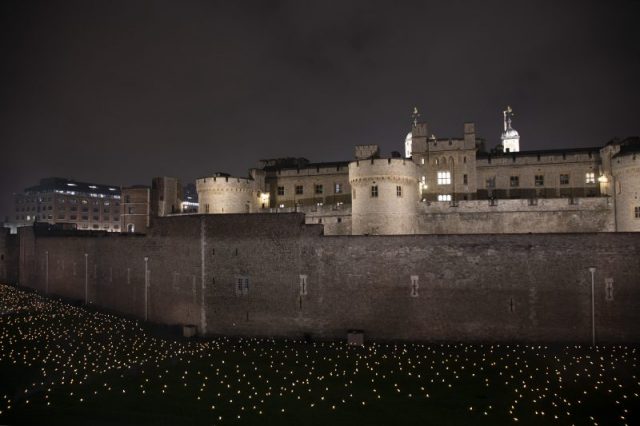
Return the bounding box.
[1,0,639,220]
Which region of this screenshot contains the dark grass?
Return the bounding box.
[0,284,638,425]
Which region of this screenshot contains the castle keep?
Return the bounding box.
[195,109,640,236]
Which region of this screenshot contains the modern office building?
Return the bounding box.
[13,177,122,232]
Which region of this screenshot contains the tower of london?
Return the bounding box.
[3,107,640,344]
[196,108,640,235]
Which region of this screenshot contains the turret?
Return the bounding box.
[349,157,420,235]
[500,106,520,153]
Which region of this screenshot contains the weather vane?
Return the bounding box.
[503,105,515,130]
[411,107,421,127]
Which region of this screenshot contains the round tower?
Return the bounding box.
[196,174,260,214]
[610,144,640,232]
[349,158,420,235]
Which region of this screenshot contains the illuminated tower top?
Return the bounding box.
[405,107,421,158]
[501,105,520,152]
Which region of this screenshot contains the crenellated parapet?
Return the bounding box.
[196,174,260,214]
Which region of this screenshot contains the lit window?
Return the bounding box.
[371,186,378,198]
[277,186,284,196]
[437,194,452,201]
[421,158,425,165]
[334,183,342,194]
[560,174,570,185]
[396,185,402,197]
[535,175,544,186]
[437,171,451,185]
[585,172,596,184]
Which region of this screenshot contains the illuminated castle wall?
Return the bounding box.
[7,216,640,343]
[194,110,640,234]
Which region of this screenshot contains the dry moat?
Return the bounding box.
[0,283,638,425]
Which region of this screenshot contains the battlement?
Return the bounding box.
[196,175,255,185]
[196,175,259,214]
[476,149,601,167]
[349,158,419,183]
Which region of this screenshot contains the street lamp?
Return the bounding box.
[588,267,596,347]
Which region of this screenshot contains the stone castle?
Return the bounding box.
[195,108,640,235]
[1,108,639,344]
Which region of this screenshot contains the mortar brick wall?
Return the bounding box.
[14,215,640,343]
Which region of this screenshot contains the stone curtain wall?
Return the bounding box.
[17,220,203,327]
[417,197,615,234]
[0,228,17,283]
[14,215,640,343]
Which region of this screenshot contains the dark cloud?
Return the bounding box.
[1,0,639,219]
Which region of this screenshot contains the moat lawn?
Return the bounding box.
[0,284,638,425]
